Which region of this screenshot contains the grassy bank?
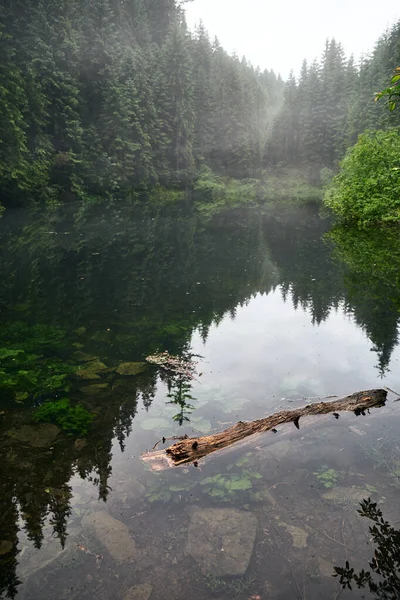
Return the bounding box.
[192,166,323,217]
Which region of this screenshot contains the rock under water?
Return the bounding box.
[185,506,257,576]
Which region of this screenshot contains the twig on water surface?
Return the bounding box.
[383,385,400,399]
[152,434,189,450]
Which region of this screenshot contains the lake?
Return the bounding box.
[0,201,400,600]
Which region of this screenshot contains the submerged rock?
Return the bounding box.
[18,533,75,580]
[6,424,60,447]
[266,440,292,460]
[116,362,148,376]
[74,438,88,451]
[323,486,369,505]
[0,540,14,555]
[82,511,137,563]
[112,378,138,396]
[318,557,335,578]
[71,351,98,363]
[123,583,152,600]
[76,360,109,380]
[185,506,257,576]
[278,522,308,548]
[80,383,109,395]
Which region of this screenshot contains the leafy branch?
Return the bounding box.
[333,498,400,598]
[375,67,400,111]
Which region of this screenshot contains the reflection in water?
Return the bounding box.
[328,225,400,376]
[0,202,400,598]
[334,498,400,598]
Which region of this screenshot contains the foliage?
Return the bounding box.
[313,466,339,488]
[32,398,93,436]
[0,348,75,402]
[0,323,67,354]
[194,167,322,219]
[0,323,75,402]
[324,129,400,226]
[333,499,400,598]
[199,472,256,499]
[375,67,400,111]
[144,462,263,505]
[193,166,227,203]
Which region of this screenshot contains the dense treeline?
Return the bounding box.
[268,23,400,182]
[2,1,400,211]
[0,0,283,208]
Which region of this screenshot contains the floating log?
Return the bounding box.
[141,389,387,471]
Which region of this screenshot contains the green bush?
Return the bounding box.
[324,128,400,226]
[194,166,226,203]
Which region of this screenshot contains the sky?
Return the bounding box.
[184,0,400,78]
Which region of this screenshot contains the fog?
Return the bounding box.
[185,0,400,77]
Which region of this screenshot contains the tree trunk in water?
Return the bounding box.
[141,389,387,471]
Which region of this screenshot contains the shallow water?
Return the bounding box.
[0,202,400,600]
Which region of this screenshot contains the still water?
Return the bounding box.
[0,202,399,600]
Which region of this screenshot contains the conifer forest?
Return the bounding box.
[1,0,400,208]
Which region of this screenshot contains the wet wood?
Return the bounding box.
[141,389,387,470]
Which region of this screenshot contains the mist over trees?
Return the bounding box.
[1,0,400,209]
[0,0,283,207]
[267,24,400,182]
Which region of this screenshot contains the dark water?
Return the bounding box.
[1,201,400,600]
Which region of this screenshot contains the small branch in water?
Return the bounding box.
[384,385,400,400]
[152,434,189,450]
[312,526,355,552]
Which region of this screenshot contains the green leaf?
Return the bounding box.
[140,418,170,431]
[208,488,226,497]
[229,478,252,491]
[169,484,189,492]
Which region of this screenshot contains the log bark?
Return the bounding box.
[141,389,387,470]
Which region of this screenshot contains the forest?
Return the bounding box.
[1,0,400,211]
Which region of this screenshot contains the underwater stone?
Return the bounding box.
[71,351,99,363]
[80,383,109,395]
[185,506,257,576]
[74,438,88,451]
[82,511,137,563]
[278,522,308,548]
[116,362,148,376]
[123,583,152,600]
[6,424,60,447]
[76,360,109,380]
[322,486,370,505]
[0,541,14,555]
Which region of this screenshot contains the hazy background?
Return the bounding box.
[185,0,400,77]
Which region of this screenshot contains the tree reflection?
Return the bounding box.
[328,225,400,376]
[334,498,400,598]
[1,202,400,597]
